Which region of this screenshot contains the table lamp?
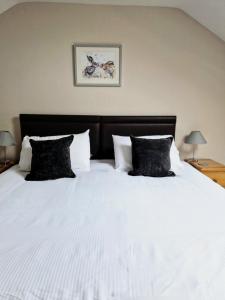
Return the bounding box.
[185,131,207,161]
[0,131,16,165]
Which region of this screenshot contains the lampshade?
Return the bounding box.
[185,131,207,145]
[0,131,16,146]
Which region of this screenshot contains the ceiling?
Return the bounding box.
[1,0,225,41]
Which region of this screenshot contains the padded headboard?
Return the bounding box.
[20,114,101,158]
[20,114,176,159]
[100,116,176,159]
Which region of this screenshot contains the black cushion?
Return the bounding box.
[128,136,175,177]
[25,135,75,181]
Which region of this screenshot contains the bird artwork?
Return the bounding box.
[83,55,115,79]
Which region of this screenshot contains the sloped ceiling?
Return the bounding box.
[0,0,225,41]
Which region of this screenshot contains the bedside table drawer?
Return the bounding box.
[203,171,225,187]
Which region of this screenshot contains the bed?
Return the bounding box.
[0,114,225,300]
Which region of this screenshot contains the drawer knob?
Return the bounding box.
[213,179,218,183]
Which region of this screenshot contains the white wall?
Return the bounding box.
[0,2,225,162]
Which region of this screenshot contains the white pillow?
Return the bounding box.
[19,130,91,172]
[112,135,182,173]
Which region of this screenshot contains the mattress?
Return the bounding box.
[0,161,225,300]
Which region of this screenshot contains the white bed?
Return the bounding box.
[0,161,225,300]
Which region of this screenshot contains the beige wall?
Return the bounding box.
[0,2,225,163]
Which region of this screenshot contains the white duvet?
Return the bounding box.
[0,161,225,300]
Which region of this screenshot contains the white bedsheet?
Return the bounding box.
[0,161,225,300]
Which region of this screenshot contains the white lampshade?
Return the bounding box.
[0,131,16,146]
[185,131,207,145]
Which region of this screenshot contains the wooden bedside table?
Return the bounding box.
[186,159,225,188]
[0,161,15,174]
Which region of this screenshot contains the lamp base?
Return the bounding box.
[185,158,198,163]
[185,159,209,167]
[0,159,10,167]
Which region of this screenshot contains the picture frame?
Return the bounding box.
[73,44,122,87]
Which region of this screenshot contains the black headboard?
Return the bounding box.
[20,114,176,159]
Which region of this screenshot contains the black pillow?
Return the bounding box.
[25,135,75,181]
[128,136,175,177]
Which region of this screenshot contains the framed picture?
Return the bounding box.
[73,44,122,87]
